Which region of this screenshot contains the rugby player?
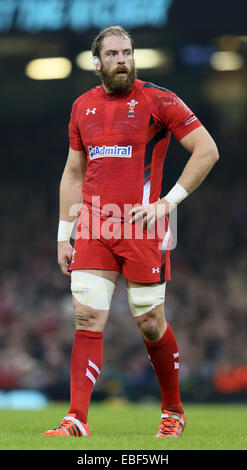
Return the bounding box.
[44,26,219,438]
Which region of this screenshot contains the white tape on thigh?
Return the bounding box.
[127,282,166,317]
[71,271,115,311]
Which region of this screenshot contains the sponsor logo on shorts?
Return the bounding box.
[152,267,160,273]
[88,145,132,160]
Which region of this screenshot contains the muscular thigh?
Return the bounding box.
[126,278,166,317]
[126,278,167,341]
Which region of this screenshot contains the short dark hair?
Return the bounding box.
[92,25,134,58]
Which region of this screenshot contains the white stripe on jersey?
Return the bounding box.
[142,179,151,205]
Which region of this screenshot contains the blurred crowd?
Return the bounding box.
[0,102,247,405]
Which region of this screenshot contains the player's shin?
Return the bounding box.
[68,329,103,424]
[143,322,184,414]
[68,271,115,424]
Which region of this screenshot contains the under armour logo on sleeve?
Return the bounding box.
[86,108,96,115]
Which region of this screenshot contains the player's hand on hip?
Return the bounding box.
[57,241,73,277]
[128,199,173,231]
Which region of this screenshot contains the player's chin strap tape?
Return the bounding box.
[127,282,166,317]
[71,271,115,311]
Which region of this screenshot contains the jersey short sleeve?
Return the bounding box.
[155,92,202,141]
[68,100,85,151]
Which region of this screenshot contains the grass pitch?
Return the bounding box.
[0,401,246,451]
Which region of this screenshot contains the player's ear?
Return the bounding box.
[93,56,101,71]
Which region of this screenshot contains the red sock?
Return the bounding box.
[68,330,103,423]
[143,322,184,414]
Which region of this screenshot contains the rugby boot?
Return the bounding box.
[43,413,90,437]
[155,409,186,438]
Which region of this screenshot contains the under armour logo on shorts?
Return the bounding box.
[152,267,160,273]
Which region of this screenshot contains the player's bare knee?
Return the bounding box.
[136,311,157,341]
[73,298,106,331]
[136,308,164,342]
[74,305,98,330]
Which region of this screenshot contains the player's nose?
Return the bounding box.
[117,52,126,63]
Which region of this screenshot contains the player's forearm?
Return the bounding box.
[177,143,219,194]
[59,169,84,222]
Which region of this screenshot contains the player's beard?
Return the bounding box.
[100,63,136,95]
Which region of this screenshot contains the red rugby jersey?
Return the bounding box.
[68,79,202,216]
